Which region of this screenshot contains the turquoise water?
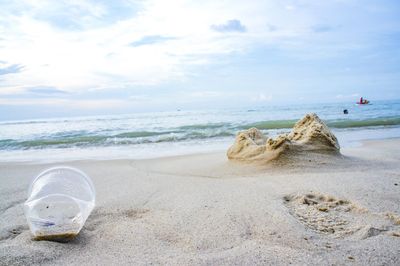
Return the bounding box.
[0,100,399,162]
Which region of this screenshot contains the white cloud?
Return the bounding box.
[0,97,128,109]
[0,0,318,95]
[0,0,394,102]
[188,91,222,98]
[335,93,360,99]
[210,19,247,33]
[252,93,273,102]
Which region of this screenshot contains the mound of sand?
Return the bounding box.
[227,113,340,162]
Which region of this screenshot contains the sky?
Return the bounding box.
[0,0,399,120]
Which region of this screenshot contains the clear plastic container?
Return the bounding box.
[24,166,95,241]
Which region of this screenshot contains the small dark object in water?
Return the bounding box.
[343,109,348,114]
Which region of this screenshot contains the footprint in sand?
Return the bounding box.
[283,192,400,239]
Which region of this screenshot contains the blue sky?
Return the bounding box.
[0,0,399,120]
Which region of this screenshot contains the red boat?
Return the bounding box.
[357,97,370,105]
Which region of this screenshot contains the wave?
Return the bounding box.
[326,117,400,128]
[1,116,399,150]
[178,123,231,130]
[241,120,297,130]
[241,116,400,130]
[0,130,235,150]
[114,131,179,138]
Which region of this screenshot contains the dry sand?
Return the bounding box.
[0,138,399,265]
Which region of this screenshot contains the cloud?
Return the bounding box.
[266,24,278,32]
[0,64,24,75]
[0,0,140,30]
[187,90,221,98]
[312,25,335,33]
[130,35,176,47]
[0,0,398,110]
[0,97,128,109]
[285,5,295,11]
[210,19,247,33]
[0,2,266,94]
[251,93,272,102]
[335,93,360,99]
[27,86,68,95]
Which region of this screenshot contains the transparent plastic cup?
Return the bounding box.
[24,166,95,241]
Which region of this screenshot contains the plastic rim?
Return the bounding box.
[27,166,96,201]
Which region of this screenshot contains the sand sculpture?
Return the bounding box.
[227,113,340,162]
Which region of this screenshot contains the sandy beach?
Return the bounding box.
[1,0,400,264]
[0,138,399,265]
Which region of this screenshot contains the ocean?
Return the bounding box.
[1,100,400,162]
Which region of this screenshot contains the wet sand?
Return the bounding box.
[0,138,399,265]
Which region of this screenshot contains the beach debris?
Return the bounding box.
[227,113,340,162]
[24,167,95,242]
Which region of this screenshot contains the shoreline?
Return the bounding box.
[1,126,400,164]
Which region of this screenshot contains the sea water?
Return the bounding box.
[0,100,399,162]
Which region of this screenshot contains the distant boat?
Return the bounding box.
[356,97,370,105]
